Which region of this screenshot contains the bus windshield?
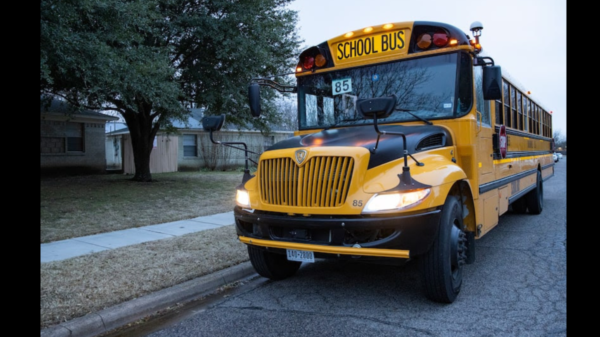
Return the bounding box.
[297,51,473,130]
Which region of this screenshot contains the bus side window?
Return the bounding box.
[503,81,511,127]
[474,66,491,127]
[495,100,503,125]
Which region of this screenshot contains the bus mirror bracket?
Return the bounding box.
[248,78,298,117]
[356,95,429,192]
[201,114,259,185]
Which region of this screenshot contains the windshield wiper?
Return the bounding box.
[395,108,432,125]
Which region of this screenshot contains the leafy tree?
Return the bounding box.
[41,0,301,181]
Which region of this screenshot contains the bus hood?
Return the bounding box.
[266,124,453,169]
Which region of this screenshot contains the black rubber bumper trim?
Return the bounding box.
[234,206,442,257]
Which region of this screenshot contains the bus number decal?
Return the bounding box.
[352,200,363,207]
[332,78,352,95]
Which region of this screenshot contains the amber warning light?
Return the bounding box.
[297,46,333,73]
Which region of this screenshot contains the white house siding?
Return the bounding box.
[122,134,179,174]
[107,129,293,174]
[177,130,293,171]
[105,135,123,170]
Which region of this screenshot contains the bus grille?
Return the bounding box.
[416,133,445,151]
[259,156,354,207]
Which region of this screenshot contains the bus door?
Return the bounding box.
[474,65,498,235]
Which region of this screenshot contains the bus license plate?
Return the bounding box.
[286,249,315,263]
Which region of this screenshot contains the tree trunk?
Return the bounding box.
[131,138,153,182]
[122,101,159,182]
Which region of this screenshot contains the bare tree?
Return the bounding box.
[274,98,298,131]
[553,130,567,150]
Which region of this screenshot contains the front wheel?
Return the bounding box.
[248,246,301,280]
[420,195,467,303]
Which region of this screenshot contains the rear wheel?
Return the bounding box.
[525,170,543,214]
[248,246,301,280]
[420,195,467,303]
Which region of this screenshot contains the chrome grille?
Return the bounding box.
[259,156,354,207]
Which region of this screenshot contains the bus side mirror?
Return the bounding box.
[483,66,502,100]
[202,115,226,132]
[248,83,261,117]
[356,95,396,119]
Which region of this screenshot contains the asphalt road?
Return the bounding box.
[132,158,568,337]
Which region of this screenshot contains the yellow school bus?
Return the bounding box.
[202,20,555,303]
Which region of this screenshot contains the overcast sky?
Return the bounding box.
[286,0,567,137]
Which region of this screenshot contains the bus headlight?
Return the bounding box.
[236,189,250,208]
[362,189,430,213]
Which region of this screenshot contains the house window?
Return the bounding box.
[183,134,197,157]
[66,122,84,152]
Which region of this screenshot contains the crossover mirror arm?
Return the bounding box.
[370,114,424,167]
[201,115,260,184]
[248,78,298,117]
[356,96,429,192]
[474,56,495,66]
[355,95,424,167]
[250,78,297,93]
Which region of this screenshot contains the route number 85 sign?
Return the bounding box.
[332,78,352,95]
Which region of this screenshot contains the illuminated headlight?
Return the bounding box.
[236,189,250,208]
[362,189,431,213]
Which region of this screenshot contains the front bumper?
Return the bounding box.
[234,206,442,259]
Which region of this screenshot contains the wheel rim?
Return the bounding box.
[450,222,467,281]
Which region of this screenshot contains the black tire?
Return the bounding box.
[248,246,301,280]
[511,197,527,213]
[525,170,543,215]
[420,195,467,303]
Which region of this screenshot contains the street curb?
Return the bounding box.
[41,261,256,337]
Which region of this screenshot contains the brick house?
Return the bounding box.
[41,98,119,175]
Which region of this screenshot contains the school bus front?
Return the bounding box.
[221,20,553,304]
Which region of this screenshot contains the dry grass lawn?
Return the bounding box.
[40,171,243,243]
[40,171,251,330]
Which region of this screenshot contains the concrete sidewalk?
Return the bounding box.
[41,211,237,263]
[41,211,258,337]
